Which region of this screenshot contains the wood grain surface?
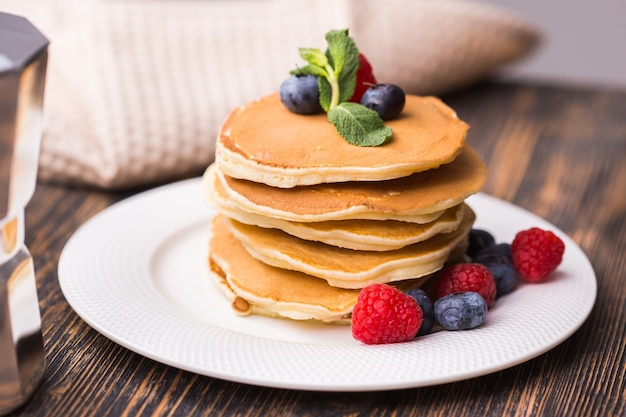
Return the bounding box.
[8,81,626,417]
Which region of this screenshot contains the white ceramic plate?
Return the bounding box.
[58,178,596,391]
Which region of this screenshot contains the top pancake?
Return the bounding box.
[216,93,469,187]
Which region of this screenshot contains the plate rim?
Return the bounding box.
[57,178,597,391]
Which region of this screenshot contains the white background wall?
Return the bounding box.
[487,0,626,89]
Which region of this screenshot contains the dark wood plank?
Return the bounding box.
[7,81,625,417]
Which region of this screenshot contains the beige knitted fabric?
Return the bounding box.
[2,0,540,190]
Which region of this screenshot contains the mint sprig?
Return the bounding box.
[328,103,392,146]
[290,29,391,147]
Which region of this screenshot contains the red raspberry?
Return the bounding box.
[351,284,422,345]
[435,263,496,308]
[511,227,565,283]
[350,53,377,103]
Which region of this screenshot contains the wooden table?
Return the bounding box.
[9,81,626,416]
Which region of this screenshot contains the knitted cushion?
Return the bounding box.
[2,0,540,189]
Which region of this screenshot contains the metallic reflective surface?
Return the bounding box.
[0,238,45,414]
[0,13,48,221]
[0,12,48,415]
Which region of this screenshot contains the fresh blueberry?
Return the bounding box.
[360,83,405,120]
[474,246,517,297]
[467,228,496,258]
[434,292,487,330]
[474,243,513,263]
[279,74,322,115]
[488,260,517,297]
[405,288,434,336]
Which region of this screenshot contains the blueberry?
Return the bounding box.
[405,288,434,336]
[434,292,487,330]
[474,243,513,263]
[488,261,517,297]
[474,243,513,267]
[279,74,322,115]
[360,83,405,120]
[474,245,517,297]
[467,228,496,258]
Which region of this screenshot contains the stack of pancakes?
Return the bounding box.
[203,93,487,324]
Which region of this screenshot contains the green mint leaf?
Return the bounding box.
[335,43,358,104]
[325,29,349,76]
[298,47,329,68]
[325,29,359,104]
[294,29,358,112]
[289,28,392,147]
[327,102,392,147]
[318,77,332,112]
[290,64,328,78]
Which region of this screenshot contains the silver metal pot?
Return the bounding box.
[0,11,48,414]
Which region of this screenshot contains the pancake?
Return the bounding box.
[208,145,486,222]
[208,215,431,324]
[205,168,466,250]
[225,205,475,289]
[216,93,469,187]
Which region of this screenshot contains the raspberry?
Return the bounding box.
[351,283,422,345]
[435,263,496,308]
[511,227,565,283]
[349,53,377,103]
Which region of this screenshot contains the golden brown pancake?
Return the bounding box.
[208,215,431,324]
[216,93,469,187]
[208,145,486,222]
[204,91,485,324]
[205,167,467,250]
[209,214,359,323]
[225,205,475,289]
